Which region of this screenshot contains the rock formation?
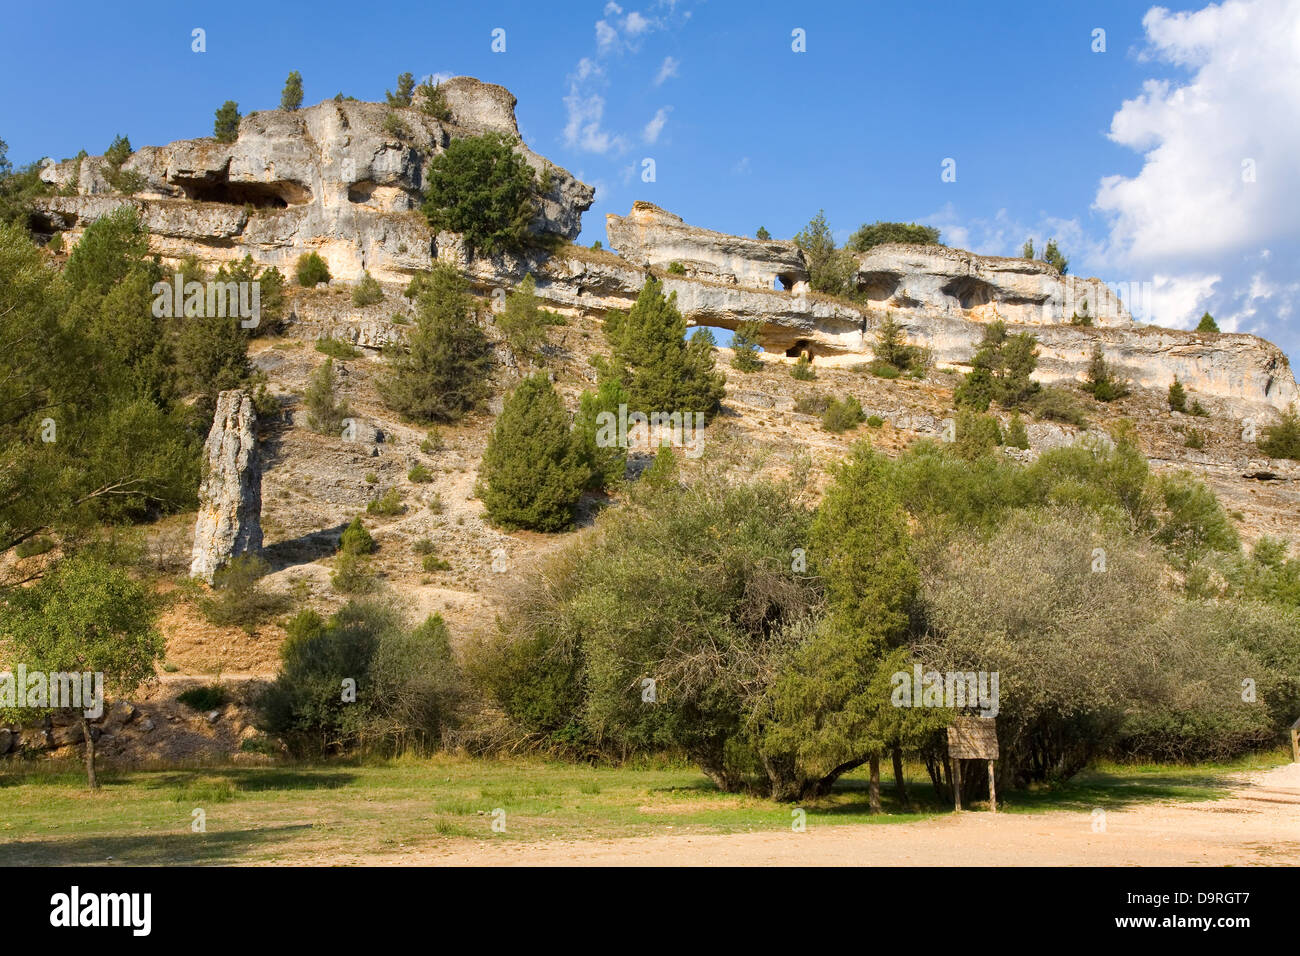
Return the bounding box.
[28,80,1297,417]
[34,77,593,283]
[190,390,263,583]
[606,201,808,291]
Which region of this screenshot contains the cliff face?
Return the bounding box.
[34,77,594,282]
[27,82,1297,416]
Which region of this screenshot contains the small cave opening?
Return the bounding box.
[785,339,813,359]
[856,270,902,302]
[179,177,310,208]
[941,275,997,310]
[775,272,798,292]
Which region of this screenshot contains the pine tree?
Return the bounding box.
[729,321,764,371]
[305,357,350,435]
[213,101,241,143]
[756,226,771,240]
[496,274,555,365]
[478,373,588,531]
[1196,312,1220,333]
[602,277,725,422]
[574,377,630,490]
[386,72,415,108]
[1005,412,1030,449]
[280,71,304,111]
[378,264,492,423]
[1168,377,1187,412]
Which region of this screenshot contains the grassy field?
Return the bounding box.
[0,750,1289,865]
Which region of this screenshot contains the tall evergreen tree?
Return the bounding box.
[280,71,304,111]
[601,277,725,422]
[386,72,415,108]
[378,265,492,423]
[213,101,241,143]
[478,373,588,531]
[729,321,764,372]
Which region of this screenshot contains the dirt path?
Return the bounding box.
[350,763,1300,866]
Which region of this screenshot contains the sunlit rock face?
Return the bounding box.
[34,77,593,282]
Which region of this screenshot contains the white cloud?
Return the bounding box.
[732,156,751,175]
[595,19,619,53]
[1095,0,1300,266]
[625,12,652,36]
[563,59,627,154]
[654,55,679,85]
[643,106,671,144]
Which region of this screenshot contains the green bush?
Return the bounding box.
[385,72,414,108]
[366,488,405,517]
[280,71,303,111]
[296,252,330,287]
[257,602,462,755]
[1259,406,1300,460]
[1184,428,1205,449]
[199,555,290,632]
[408,462,434,483]
[422,554,451,572]
[866,414,884,428]
[794,393,830,416]
[822,395,865,433]
[729,321,764,372]
[1005,412,1030,449]
[339,517,376,556]
[790,355,816,380]
[314,337,360,359]
[421,133,542,257]
[416,79,451,121]
[1196,312,1219,333]
[793,210,856,298]
[478,373,588,531]
[352,271,384,306]
[178,685,229,711]
[954,408,1004,459]
[866,360,901,379]
[1027,386,1089,428]
[573,377,630,491]
[954,321,1040,411]
[848,221,941,252]
[1083,345,1130,401]
[496,274,557,364]
[872,315,921,372]
[412,537,435,555]
[331,550,377,594]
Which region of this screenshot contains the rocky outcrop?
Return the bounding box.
[852,244,1132,327]
[606,201,808,291]
[190,390,263,583]
[34,77,593,282]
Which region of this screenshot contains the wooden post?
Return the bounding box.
[953,758,963,812]
[1292,725,1299,764]
[987,760,997,812]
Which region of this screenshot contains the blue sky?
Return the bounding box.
[3,0,1297,359]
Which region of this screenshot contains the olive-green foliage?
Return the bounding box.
[338,517,375,556]
[600,277,725,423]
[954,408,1003,458]
[1040,239,1068,275]
[1026,385,1089,427]
[475,469,815,786]
[0,216,199,558]
[296,252,330,287]
[421,133,541,257]
[1168,377,1188,412]
[1,554,162,784]
[199,554,290,633]
[351,270,383,306]
[257,601,462,755]
[847,221,941,252]
[755,226,771,240]
[789,354,816,380]
[280,71,304,111]
[331,550,377,594]
[177,685,228,711]
[665,261,686,275]
[304,358,350,436]
[478,374,588,532]
[366,488,405,517]
[1005,412,1029,449]
[496,274,557,364]
[1084,345,1130,401]
[0,137,53,226]
[729,321,764,372]
[213,101,241,143]
[378,264,492,424]
[573,377,630,490]
[214,255,286,333]
[1259,406,1300,460]
[793,210,855,298]
[415,79,452,121]
[408,462,433,483]
[872,315,921,371]
[385,72,415,108]
[1196,311,1219,333]
[953,321,1040,411]
[821,395,864,433]
[314,337,360,360]
[382,113,410,140]
[100,135,145,195]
